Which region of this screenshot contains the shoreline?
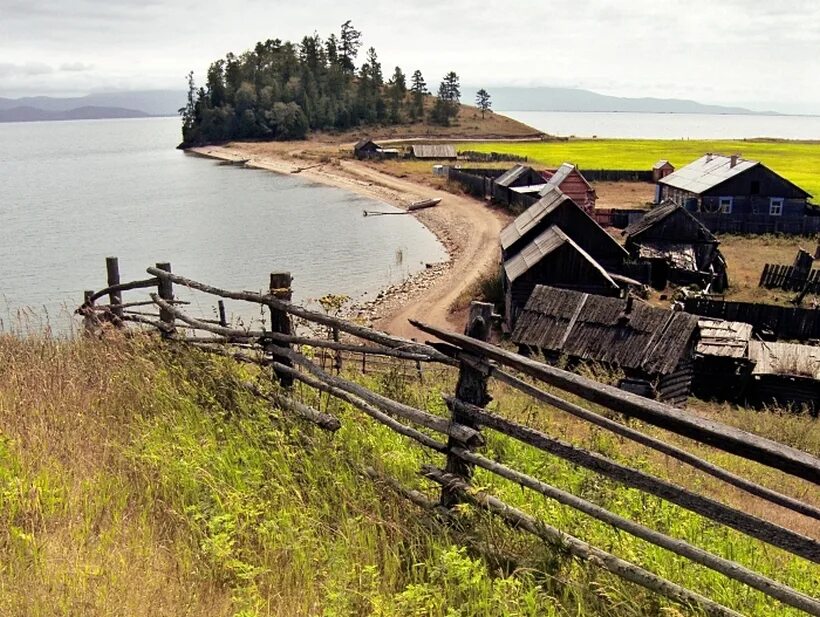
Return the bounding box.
[185,143,470,332]
[187,144,494,334]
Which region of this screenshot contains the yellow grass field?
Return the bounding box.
[459,139,820,198]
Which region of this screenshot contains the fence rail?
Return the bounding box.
[76,257,820,617]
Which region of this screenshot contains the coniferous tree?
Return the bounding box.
[339,20,362,72]
[387,66,407,123]
[475,88,492,118]
[409,69,428,121]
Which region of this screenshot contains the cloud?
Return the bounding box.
[0,61,54,76]
[59,62,93,72]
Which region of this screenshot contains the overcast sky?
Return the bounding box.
[1,0,819,114]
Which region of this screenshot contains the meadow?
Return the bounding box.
[1,332,817,616]
[459,139,820,198]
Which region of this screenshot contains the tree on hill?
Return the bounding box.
[339,20,362,72]
[476,88,492,118]
[409,70,428,121]
[387,66,407,123]
[429,71,461,126]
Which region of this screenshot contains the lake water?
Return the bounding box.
[0,117,446,331]
[500,110,820,140]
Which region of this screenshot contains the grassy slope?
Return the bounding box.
[459,139,820,198]
[0,335,817,616]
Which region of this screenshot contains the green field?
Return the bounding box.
[460,139,820,198]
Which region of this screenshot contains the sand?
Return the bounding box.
[188,144,508,338]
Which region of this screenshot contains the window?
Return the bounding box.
[751,180,760,194]
[769,198,784,216]
[719,197,733,214]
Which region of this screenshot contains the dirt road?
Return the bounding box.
[189,144,507,338]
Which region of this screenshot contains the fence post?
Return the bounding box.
[156,262,175,337]
[217,300,227,327]
[440,301,493,508]
[332,326,342,373]
[269,272,294,388]
[105,256,123,322]
[82,289,96,335]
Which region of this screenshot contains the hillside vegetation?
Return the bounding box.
[462,139,820,198]
[0,334,817,616]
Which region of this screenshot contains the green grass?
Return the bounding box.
[459,139,820,198]
[0,334,817,616]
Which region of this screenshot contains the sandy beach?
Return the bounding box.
[188,143,508,338]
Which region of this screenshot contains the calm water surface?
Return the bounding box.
[0,117,446,330]
[500,110,820,140]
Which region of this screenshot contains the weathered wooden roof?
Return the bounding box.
[658,154,758,194]
[749,340,820,379]
[653,159,673,170]
[539,163,591,195]
[354,137,377,151]
[624,201,716,242]
[411,144,457,159]
[500,186,572,250]
[503,225,617,288]
[512,285,699,376]
[696,319,753,359]
[496,164,538,187]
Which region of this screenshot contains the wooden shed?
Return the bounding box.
[747,341,820,413]
[624,202,728,292]
[493,164,548,204]
[512,285,699,405]
[503,226,621,329]
[500,185,629,272]
[657,154,816,234]
[692,319,754,401]
[411,144,457,160]
[652,159,675,182]
[540,164,597,213]
[353,137,380,159]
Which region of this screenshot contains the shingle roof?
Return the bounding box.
[658,154,758,194]
[411,144,457,159]
[623,201,715,241]
[500,185,571,251]
[512,285,699,376]
[503,225,616,287]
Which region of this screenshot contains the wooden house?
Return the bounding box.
[500,186,629,272]
[512,286,699,405]
[353,137,380,159]
[503,226,621,329]
[411,144,457,160]
[540,164,597,213]
[657,154,816,234]
[624,202,728,291]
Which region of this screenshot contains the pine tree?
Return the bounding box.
[409,69,427,121]
[339,20,362,72]
[475,88,492,118]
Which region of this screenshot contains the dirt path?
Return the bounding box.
[189,145,507,338]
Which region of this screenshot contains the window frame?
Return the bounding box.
[769,197,784,216]
[718,196,733,214]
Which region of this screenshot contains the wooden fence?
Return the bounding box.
[76,258,820,617]
[683,297,820,341]
[759,264,820,294]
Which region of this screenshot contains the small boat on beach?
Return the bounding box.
[363,197,442,217]
[407,197,441,212]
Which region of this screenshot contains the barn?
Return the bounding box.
[353,137,380,159]
[500,186,629,271]
[503,226,621,329]
[747,341,819,413]
[540,164,597,213]
[657,154,816,234]
[512,286,699,405]
[624,202,728,291]
[411,144,457,160]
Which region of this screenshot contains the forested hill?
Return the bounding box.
[179,22,465,147]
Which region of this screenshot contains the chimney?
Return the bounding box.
[625,295,634,314]
[730,154,739,168]
[705,152,713,162]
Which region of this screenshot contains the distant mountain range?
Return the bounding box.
[0,86,775,124]
[462,86,773,115]
[0,90,185,123]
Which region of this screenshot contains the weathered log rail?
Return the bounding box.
[77,257,820,616]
